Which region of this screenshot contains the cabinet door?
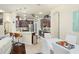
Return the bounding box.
[22,33,32,45]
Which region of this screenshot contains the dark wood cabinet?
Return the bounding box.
[11,43,26,54]
[32,33,38,44]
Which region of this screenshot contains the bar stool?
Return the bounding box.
[14,32,22,46]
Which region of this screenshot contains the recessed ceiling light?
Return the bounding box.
[0,9,5,12]
[39,12,43,14]
[35,15,38,17]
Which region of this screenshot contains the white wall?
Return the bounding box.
[51,5,79,44]
[10,12,16,32]
[0,13,5,35]
[0,25,4,35]
[0,12,17,35]
[51,12,59,38]
[60,11,72,39]
[4,13,12,34]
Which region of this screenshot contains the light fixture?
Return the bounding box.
[35,15,38,17]
[0,9,5,12]
[39,12,43,14]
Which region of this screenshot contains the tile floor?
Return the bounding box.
[25,39,42,54]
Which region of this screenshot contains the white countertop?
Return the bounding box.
[21,31,34,33]
[43,37,79,54]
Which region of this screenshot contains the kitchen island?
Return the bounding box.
[21,32,34,45]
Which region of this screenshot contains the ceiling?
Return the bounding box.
[0,4,79,19]
[0,4,79,14]
[0,4,59,14]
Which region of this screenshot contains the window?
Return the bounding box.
[73,11,79,32]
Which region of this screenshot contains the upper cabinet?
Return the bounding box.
[16,16,34,32]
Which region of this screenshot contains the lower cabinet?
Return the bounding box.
[18,32,38,45]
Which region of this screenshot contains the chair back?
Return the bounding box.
[10,32,14,36]
[14,33,21,38]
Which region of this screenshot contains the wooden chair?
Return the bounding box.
[14,32,22,46]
